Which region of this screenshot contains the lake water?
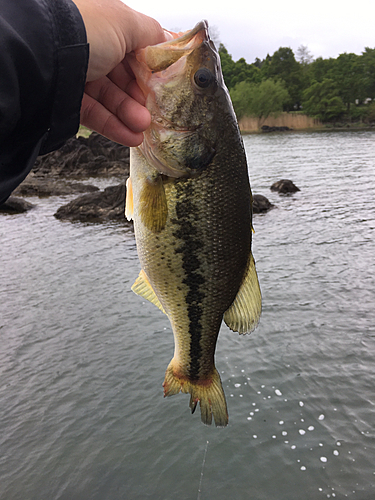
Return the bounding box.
[1,130,374,500]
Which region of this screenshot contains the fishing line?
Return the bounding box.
[197,440,209,500]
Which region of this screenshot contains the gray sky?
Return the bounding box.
[126,0,375,63]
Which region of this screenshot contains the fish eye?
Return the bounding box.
[194,68,214,88]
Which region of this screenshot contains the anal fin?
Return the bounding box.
[224,253,262,334]
[131,269,166,314]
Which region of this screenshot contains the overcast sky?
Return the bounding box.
[126,0,375,63]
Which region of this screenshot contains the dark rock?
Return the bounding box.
[13,176,99,197]
[261,125,292,133]
[252,194,274,213]
[0,196,36,214]
[54,183,129,222]
[33,132,130,178]
[270,179,300,194]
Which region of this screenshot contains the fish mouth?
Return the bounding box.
[134,21,210,75]
[159,21,209,49]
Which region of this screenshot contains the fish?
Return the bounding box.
[126,21,261,427]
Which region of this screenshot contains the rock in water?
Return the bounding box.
[252,194,274,213]
[33,132,130,178]
[54,183,128,222]
[0,196,35,214]
[270,179,300,194]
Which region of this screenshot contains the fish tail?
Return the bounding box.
[163,361,228,427]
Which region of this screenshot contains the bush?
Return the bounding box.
[230,79,290,123]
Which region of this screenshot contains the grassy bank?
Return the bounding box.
[238,113,375,133]
[238,113,322,132]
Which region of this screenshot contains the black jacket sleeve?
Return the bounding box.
[0,0,89,204]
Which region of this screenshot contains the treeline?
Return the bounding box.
[219,44,375,124]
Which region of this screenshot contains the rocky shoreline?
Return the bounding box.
[1,132,298,220]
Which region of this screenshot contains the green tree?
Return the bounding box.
[302,79,346,121]
[361,47,375,99]
[305,57,336,85]
[264,47,303,110]
[219,44,261,90]
[230,79,290,126]
[332,53,366,113]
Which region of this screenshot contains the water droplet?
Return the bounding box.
[299,401,304,407]
[253,435,257,439]
[291,445,296,450]
[275,389,282,396]
[234,383,241,388]
[279,420,284,425]
[333,450,339,456]
[299,429,306,435]
[320,457,328,463]
[308,426,315,431]
[272,435,276,439]
[282,431,288,436]
[301,466,306,471]
[261,384,265,388]
[250,412,254,416]
[247,417,252,420]
[336,442,341,446]
[318,414,325,420]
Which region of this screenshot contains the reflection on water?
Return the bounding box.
[1,130,375,499]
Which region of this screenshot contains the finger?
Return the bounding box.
[108,60,146,105]
[84,77,151,133]
[124,10,165,53]
[80,93,144,147]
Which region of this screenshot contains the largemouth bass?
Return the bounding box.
[126,21,261,426]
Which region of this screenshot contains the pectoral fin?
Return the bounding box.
[139,174,168,233]
[224,254,262,334]
[125,177,133,221]
[131,269,166,315]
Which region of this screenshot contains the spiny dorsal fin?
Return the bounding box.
[125,177,133,221]
[131,269,166,314]
[139,174,168,233]
[223,254,261,334]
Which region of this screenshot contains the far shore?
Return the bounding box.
[238,113,375,133]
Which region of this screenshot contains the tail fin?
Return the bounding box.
[163,361,228,427]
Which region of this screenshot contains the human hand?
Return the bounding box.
[72,0,165,146]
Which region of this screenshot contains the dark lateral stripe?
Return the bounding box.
[173,181,205,380]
